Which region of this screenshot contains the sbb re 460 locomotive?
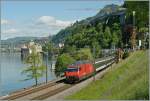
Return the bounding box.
[65,61,95,83]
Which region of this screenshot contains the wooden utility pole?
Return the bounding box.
[46,52,48,83]
[131,28,136,51]
[131,11,136,51]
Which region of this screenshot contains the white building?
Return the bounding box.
[58,43,64,48]
[21,41,42,55]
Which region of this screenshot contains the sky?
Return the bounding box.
[1,0,124,40]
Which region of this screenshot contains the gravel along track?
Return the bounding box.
[16,83,68,100]
[1,78,65,100]
[31,84,72,100]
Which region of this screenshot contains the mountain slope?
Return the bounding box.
[52,4,125,44]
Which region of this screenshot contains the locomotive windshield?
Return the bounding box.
[66,68,78,72]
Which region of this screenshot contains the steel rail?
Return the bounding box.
[2,77,65,100]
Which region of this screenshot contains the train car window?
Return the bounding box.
[66,68,78,72]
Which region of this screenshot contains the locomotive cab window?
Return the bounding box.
[66,68,78,72]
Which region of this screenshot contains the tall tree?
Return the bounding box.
[111,31,119,49]
[91,39,101,58]
[123,1,149,28]
[102,26,111,48]
[22,45,45,86]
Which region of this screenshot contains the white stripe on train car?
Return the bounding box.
[95,57,114,64]
[96,61,114,72]
[96,65,107,71]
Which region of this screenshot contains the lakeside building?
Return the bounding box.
[58,43,64,48]
[21,41,42,58]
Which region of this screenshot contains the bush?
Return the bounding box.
[55,53,75,77]
[122,51,130,59]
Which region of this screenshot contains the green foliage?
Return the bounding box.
[73,48,93,61]
[139,27,149,33]
[42,42,53,51]
[102,26,111,48]
[61,45,76,55]
[55,53,75,77]
[63,22,122,53]
[22,45,46,86]
[123,1,149,28]
[122,51,130,59]
[111,31,119,48]
[91,40,101,58]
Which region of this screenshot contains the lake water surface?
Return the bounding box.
[0,52,56,96]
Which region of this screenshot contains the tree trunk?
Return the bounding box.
[34,55,38,86]
[35,77,38,86]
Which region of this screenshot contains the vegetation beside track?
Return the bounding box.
[66,50,149,100]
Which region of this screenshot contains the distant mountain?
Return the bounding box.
[52,4,125,44]
[2,37,38,44]
[3,37,37,42]
[1,36,49,48]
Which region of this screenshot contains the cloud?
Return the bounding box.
[3,28,19,34]
[37,16,74,28]
[1,16,75,40]
[1,19,12,25]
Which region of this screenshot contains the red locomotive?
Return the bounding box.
[65,61,95,83]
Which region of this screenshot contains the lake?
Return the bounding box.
[0,52,57,96]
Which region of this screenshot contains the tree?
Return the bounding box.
[21,45,45,86]
[138,27,149,49]
[96,23,103,32]
[55,53,75,77]
[111,23,122,48]
[123,1,149,28]
[42,42,53,57]
[111,31,119,49]
[61,45,76,55]
[73,48,93,61]
[102,26,111,48]
[91,39,101,58]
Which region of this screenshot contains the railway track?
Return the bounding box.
[31,84,73,100]
[1,56,115,100]
[1,77,65,100]
[15,83,72,100]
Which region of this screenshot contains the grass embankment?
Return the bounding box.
[66,50,149,100]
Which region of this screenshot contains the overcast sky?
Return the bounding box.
[1,0,124,40]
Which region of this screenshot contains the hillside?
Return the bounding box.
[52,1,149,52]
[52,4,125,44]
[66,50,149,100]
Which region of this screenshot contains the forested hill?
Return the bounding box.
[52,1,149,56]
[52,4,125,44]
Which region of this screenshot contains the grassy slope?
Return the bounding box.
[66,50,149,100]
